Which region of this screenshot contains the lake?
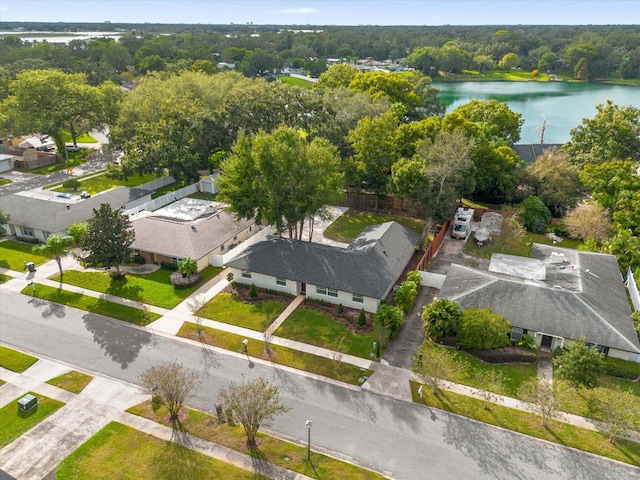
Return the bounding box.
[434,81,640,144]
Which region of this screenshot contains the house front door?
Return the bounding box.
[300,282,306,295]
[541,335,553,349]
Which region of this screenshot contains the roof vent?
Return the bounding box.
[191,224,196,231]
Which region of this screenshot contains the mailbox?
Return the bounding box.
[17,394,38,411]
[24,262,36,273]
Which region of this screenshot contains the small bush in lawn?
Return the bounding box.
[170,271,201,288]
[248,283,257,298]
[109,271,126,280]
[357,308,367,327]
[226,272,234,283]
[160,261,178,271]
[62,178,81,191]
[337,303,344,314]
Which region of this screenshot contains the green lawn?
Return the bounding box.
[0,346,38,372]
[178,322,373,385]
[410,381,640,467]
[22,283,161,326]
[323,209,425,243]
[0,177,11,186]
[0,241,51,271]
[0,393,65,448]
[0,273,11,284]
[419,341,537,397]
[46,371,93,394]
[128,403,386,480]
[52,266,222,309]
[61,131,98,143]
[196,292,287,331]
[465,229,581,259]
[188,191,217,201]
[277,308,381,360]
[278,76,314,89]
[52,172,163,195]
[558,374,640,419]
[56,421,266,480]
[150,179,190,199]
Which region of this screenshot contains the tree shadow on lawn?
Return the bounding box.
[106,275,144,302]
[249,444,281,480]
[150,438,203,480]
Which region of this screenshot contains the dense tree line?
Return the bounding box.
[0,23,639,89]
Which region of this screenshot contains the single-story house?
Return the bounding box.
[226,221,419,313]
[439,244,640,362]
[18,136,55,151]
[0,187,149,242]
[129,199,262,271]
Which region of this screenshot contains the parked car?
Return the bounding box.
[66,145,81,152]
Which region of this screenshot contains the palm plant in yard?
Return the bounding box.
[421,298,461,341]
[33,234,72,278]
[178,257,198,277]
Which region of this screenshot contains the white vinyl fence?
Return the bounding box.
[627,267,640,312]
[123,182,198,216]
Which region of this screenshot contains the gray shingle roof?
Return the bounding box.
[0,187,145,233]
[440,245,640,354]
[511,144,563,164]
[130,209,254,260]
[226,221,419,299]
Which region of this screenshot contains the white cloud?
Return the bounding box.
[278,8,320,15]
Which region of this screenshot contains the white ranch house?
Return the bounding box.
[226,221,419,313]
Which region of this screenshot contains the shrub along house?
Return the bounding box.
[225,221,419,313]
[439,244,640,362]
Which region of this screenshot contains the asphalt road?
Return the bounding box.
[1,289,639,480]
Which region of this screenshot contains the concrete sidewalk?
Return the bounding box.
[3,255,638,445]
[0,360,313,480]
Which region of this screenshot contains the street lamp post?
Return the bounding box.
[242,338,248,355]
[305,419,313,460]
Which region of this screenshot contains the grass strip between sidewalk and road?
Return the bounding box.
[127,401,387,480]
[0,392,65,448]
[21,283,161,326]
[178,322,373,386]
[45,370,94,394]
[52,266,222,309]
[56,421,267,480]
[0,345,38,373]
[409,380,640,467]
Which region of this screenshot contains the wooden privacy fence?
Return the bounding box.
[417,220,450,271]
[341,191,411,212]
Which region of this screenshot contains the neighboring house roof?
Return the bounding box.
[226,221,419,299]
[439,244,640,354]
[0,187,146,233]
[511,144,563,164]
[18,136,55,149]
[130,208,254,260]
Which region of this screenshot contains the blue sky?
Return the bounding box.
[1,1,638,25]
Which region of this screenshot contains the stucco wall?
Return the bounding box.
[227,268,380,312]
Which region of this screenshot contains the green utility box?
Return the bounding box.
[17,394,37,411]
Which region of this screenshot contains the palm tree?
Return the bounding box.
[33,234,72,279]
[421,298,461,341]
